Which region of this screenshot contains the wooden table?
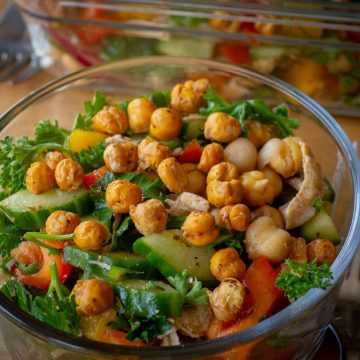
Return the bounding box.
[0,70,359,359]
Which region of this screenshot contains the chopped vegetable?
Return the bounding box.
[276,259,333,301]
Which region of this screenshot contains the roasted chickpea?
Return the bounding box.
[204,112,241,143]
[252,205,284,229]
[206,179,243,208]
[157,157,188,194]
[45,210,81,235]
[208,278,246,322]
[73,220,110,251]
[307,239,337,265]
[45,151,67,171]
[92,105,128,135]
[170,79,209,114]
[150,107,182,140]
[207,162,238,184]
[130,199,168,235]
[11,241,43,266]
[181,163,207,196]
[182,211,219,246]
[262,166,283,198]
[224,138,257,174]
[55,158,84,191]
[219,204,251,232]
[210,248,246,281]
[239,170,275,207]
[106,179,142,214]
[246,120,278,149]
[103,143,138,174]
[73,279,114,317]
[25,162,55,195]
[138,137,172,170]
[246,216,291,263]
[258,137,302,178]
[127,98,156,133]
[198,143,224,173]
[288,237,308,263]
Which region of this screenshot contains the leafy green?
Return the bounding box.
[0,262,80,336]
[18,261,39,275]
[208,231,244,253]
[101,36,160,63]
[0,216,22,258]
[0,122,71,198]
[89,172,117,209]
[116,215,133,238]
[199,88,300,138]
[73,91,107,130]
[120,172,167,201]
[126,316,172,343]
[33,120,70,145]
[167,270,208,306]
[166,216,186,229]
[74,142,106,172]
[145,90,171,108]
[303,47,340,66]
[111,302,171,343]
[275,259,333,301]
[91,207,113,229]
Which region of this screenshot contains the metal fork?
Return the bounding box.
[0,4,40,84]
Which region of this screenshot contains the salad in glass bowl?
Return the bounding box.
[0,73,341,356]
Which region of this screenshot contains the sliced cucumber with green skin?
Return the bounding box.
[0,189,92,231]
[63,246,160,279]
[322,178,335,203]
[249,46,286,60]
[299,210,340,245]
[182,118,206,139]
[133,230,216,285]
[113,279,183,318]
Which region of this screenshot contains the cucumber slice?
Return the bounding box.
[113,279,183,318]
[182,117,206,139]
[63,246,160,279]
[133,230,216,284]
[250,46,286,60]
[156,38,214,59]
[299,210,340,245]
[0,189,92,231]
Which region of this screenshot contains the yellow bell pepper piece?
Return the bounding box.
[68,129,107,153]
[283,58,325,96]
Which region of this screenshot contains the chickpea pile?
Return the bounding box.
[16,79,340,346]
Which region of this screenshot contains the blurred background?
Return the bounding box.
[0,1,359,359]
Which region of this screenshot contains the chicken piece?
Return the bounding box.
[174,305,213,338]
[165,192,210,216]
[105,134,139,145]
[280,141,326,229]
[160,326,180,346]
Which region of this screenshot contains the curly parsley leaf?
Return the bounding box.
[126,316,172,343]
[74,142,106,172]
[275,259,333,301]
[120,172,167,201]
[167,270,208,306]
[0,215,23,258]
[33,120,70,145]
[0,135,70,198]
[146,90,171,108]
[199,87,300,138]
[0,277,80,336]
[73,91,107,130]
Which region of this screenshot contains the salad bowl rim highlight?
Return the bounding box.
[0,56,359,356]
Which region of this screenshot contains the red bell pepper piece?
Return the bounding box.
[207,257,283,339]
[219,43,251,65]
[178,140,202,164]
[83,165,109,189]
[14,247,72,290]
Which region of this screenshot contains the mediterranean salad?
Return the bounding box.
[0,79,340,350]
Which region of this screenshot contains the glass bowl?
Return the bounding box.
[0,57,359,360]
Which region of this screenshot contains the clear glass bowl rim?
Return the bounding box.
[0,56,359,357]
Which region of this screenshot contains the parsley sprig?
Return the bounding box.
[167,270,208,306]
[275,259,333,301]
